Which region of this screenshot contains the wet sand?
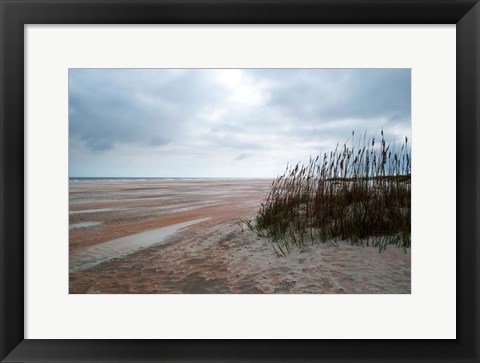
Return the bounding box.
[69,179,411,294]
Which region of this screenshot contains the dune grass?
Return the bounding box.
[245,131,411,256]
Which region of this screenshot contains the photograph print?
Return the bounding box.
[69,68,411,294]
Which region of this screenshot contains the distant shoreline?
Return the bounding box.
[69,177,273,181]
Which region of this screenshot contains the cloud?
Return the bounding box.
[69,69,411,177]
[235,153,251,161]
[262,69,411,124]
[69,69,222,151]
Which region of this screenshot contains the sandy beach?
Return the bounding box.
[69,179,411,294]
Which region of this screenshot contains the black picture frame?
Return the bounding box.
[1,0,479,362]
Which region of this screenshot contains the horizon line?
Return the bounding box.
[69,176,274,179]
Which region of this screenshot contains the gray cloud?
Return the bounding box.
[235,153,251,161]
[69,69,223,151]
[263,69,411,124]
[69,69,411,177]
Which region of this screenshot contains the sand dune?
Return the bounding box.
[69,179,410,294]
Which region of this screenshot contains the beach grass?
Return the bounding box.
[245,131,411,256]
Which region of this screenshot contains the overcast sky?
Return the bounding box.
[69,69,411,178]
